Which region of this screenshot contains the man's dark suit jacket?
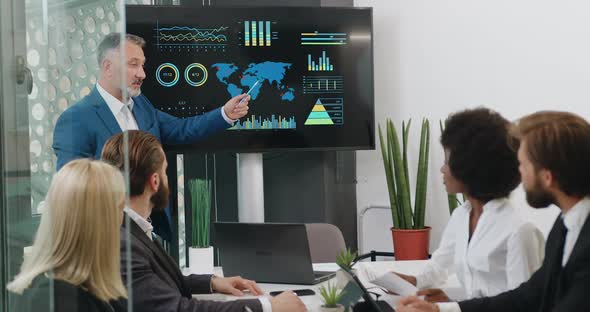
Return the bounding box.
[458,214,590,312]
[120,215,263,312]
[12,275,127,312]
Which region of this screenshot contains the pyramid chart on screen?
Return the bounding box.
[304,99,334,125]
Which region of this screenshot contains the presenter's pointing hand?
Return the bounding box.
[223,94,250,120]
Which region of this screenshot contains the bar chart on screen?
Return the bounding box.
[239,20,279,47]
[300,31,347,46]
[229,114,297,130]
[307,51,334,72]
[302,76,344,94]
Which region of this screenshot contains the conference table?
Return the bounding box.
[193,260,463,311]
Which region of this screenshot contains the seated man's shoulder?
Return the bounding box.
[120,227,153,256]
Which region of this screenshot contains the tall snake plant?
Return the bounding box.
[378,118,430,229]
[188,179,211,248]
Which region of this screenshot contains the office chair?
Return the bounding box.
[305,223,346,263]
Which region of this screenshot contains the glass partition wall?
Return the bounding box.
[0,0,134,311]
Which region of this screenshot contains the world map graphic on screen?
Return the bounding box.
[211,62,295,101]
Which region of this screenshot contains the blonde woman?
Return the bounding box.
[7,159,128,312]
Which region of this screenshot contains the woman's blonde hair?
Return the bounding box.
[7,159,127,301]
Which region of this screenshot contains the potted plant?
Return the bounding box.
[336,247,357,270]
[378,118,431,260]
[439,120,462,215]
[318,282,346,312]
[188,178,214,274]
[335,248,357,288]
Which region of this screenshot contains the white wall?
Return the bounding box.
[355,0,590,252]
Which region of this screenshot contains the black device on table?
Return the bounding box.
[213,222,335,285]
[337,264,395,312]
[269,289,316,297]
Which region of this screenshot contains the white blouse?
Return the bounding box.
[416,198,544,300]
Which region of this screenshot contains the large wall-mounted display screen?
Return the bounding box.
[126,5,374,151]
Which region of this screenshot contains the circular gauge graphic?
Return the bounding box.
[156,63,180,87]
[184,63,208,87]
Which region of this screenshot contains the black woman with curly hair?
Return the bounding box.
[392,108,544,303]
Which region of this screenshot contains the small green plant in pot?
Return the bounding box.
[318,282,346,312]
[188,178,214,274]
[336,248,357,271]
[335,248,358,288]
[378,118,431,260]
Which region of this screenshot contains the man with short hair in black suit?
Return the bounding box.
[396,111,590,312]
[101,130,306,312]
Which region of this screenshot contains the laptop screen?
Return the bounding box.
[214,222,318,284]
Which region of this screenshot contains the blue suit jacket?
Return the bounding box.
[53,86,230,170]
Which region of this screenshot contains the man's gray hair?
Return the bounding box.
[97,33,146,65]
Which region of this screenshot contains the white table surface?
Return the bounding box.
[192,261,462,311]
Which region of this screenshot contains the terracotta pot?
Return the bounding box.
[391,227,431,260]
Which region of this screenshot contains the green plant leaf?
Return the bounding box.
[414,119,429,229]
[402,119,412,211]
[336,248,357,270]
[387,121,404,228]
[402,119,411,192]
[379,122,399,228]
[447,194,459,214]
[389,121,412,229]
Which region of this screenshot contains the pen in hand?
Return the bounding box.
[239,80,261,105]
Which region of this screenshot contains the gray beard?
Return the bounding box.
[127,86,142,98]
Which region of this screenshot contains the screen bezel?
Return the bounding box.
[126,5,375,153]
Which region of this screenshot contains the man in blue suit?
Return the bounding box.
[53,33,250,241]
[53,32,250,170]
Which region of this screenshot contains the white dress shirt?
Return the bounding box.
[437,197,590,312]
[124,207,153,240]
[97,84,139,131]
[96,83,235,131]
[416,198,544,299]
[123,207,272,312]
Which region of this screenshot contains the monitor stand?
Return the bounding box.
[237,153,264,222]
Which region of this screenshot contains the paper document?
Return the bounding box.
[370,272,418,296]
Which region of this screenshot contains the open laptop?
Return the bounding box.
[213,222,336,285]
